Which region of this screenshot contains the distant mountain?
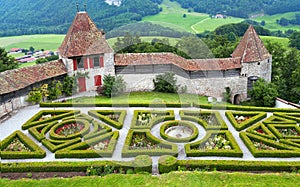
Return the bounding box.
[172,0,300,18]
[0,0,162,36]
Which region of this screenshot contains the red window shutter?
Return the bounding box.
[84,58,88,69]
[73,59,77,71]
[100,56,104,67]
[94,75,102,86]
[89,58,94,68]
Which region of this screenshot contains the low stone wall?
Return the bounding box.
[0,96,29,120]
[121,73,248,102]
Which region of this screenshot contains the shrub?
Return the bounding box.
[47,80,63,100]
[153,72,178,93]
[103,74,126,97]
[158,155,177,173]
[27,87,42,104]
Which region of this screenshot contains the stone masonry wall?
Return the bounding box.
[241,57,272,82]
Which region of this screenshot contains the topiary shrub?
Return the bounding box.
[158,155,178,173]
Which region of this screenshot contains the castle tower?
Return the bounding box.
[58,11,114,92]
[232,25,272,81]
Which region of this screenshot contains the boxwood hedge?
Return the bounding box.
[88,110,127,129]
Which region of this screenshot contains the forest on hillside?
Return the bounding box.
[0,0,162,37]
[172,0,300,18]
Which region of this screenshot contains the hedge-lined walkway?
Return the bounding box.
[1,104,300,164]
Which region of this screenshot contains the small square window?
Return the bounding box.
[94,57,100,67]
[77,57,83,69]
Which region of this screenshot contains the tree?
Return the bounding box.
[114,33,142,52]
[47,80,63,100]
[35,58,48,64]
[153,72,178,93]
[27,87,42,104]
[249,78,278,107]
[261,20,266,26]
[29,46,35,52]
[289,31,300,50]
[103,74,126,97]
[0,48,19,72]
[62,76,77,96]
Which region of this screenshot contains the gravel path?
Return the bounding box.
[1,105,300,164]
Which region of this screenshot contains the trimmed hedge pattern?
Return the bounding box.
[55,131,119,158]
[240,132,300,157]
[130,110,175,129]
[185,130,243,157]
[122,129,178,157]
[262,115,296,124]
[88,110,127,129]
[158,155,300,173]
[160,120,199,143]
[1,130,46,159]
[179,110,227,130]
[22,110,80,130]
[267,124,300,139]
[225,111,267,131]
[274,112,300,123]
[246,122,277,140]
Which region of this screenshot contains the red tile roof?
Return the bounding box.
[232,25,270,63]
[114,53,241,71]
[0,60,67,95]
[59,12,113,58]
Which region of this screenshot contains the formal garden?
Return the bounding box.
[1,101,300,178]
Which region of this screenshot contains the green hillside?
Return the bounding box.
[142,0,245,34]
[252,12,300,31]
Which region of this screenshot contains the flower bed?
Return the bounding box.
[160,120,199,143]
[185,130,242,157]
[1,130,46,159]
[87,138,110,150]
[130,110,175,129]
[180,110,227,130]
[88,110,127,129]
[55,123,85,136]
[246,122,277,140]
[267,124,300,139]
[122,130,178,157]
[225,111,267,131]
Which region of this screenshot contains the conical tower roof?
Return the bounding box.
[232,25,270,63]
[59,12,113,58]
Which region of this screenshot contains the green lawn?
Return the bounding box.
[69,92,218,105]
[0,34,65,51]
[1,172,299,187]
[252,12,300,31]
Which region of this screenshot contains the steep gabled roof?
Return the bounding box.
[0,60,67,95]
[59,12,113,58]
[232,25,270,63]
[114,53,241,71]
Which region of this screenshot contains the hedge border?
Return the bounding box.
[225,111,267,131]
[130,110,175,129]
[83,120,112,140]
[55,131,119,158]
[266,124,300,139]
[160,120,199,143]
[179,110,228,130]
[49,119,91,140]
[41,138,82,153]
[28,122,53,142]
[196,104,300,113]
[262,115,296,124]
[240,132,300,157]
[40,102,191,108]
[185,130,243,157]
[158,155,300,173]
[274,112,300,123]
[122,129,178,157]
[88,110,127,129]
[1,130,46,159]
[1,155,152,173]
[21,110,80,130]
[280,139,300,149]
[246,122,277,140]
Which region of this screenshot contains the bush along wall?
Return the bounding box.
[240,132,300,157]
[21,110,80,130]
[158,155,300,173]
[1,130,46,159]
[225,111,267,131]
[185,130,243,157]
[122,129,178,157]
[179,110,228,130]
[88,110,127,129]
[130,110,175,129]
[1,155,152,174]
[55,131,119,158]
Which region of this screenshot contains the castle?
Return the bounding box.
[59,11,272,104]
[0,11,272,116]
